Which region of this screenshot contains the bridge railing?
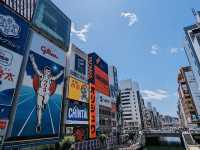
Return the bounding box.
[1,0,37,21]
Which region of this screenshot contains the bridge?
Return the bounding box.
[143,129,181,137]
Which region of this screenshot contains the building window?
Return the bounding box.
[122,102,131,105]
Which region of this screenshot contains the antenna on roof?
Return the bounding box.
[192,8,200,25]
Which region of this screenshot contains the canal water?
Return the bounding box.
[143,137,185,150]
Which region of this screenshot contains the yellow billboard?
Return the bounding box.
[67,77,89,103]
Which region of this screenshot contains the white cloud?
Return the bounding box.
[170,48,184,55]
[141,89,169,101]
[121,11,138,26]
[170,48,179,54]
[71,22,90,42]
[150,44,159,55]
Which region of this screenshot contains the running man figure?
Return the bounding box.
[30,54,64,133]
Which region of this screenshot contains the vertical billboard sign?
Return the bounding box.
[88,53,110,96]
[65,100,88,125]
[95,66,109,96]
[67,77,88,103]
[89,84,96,139]
[33,0,71,47]
[11,31,65,139]
[65,126,88,142]
[68,44,88,82]
[0,4,29,140]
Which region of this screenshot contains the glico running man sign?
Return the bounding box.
[10,31,65,140]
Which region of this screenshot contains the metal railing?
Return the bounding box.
[74,136,118,150]
[1,0,36,21]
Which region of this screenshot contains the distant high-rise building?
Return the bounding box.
[177,66,200,128]
[119,79,142,133]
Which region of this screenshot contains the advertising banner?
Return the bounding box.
[0,46,23,106]
[88,53,108,74]
[65,126,88,142]
[10,31,65,139]
[33,0,71,47]
[67,77,88,103]
[0,5,29,141]
[0,4,29,54]
[68,44,88,82]
[96,92,111,108]
[95,66,110,96]
[89,84,96,139]
[66,100,88,125]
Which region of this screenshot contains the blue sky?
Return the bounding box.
[52,0,200,116]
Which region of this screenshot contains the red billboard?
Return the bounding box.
[95,66,110,96]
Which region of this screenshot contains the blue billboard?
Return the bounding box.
[66,100,88,125]
[0,4,29,141]
[33,0,71,48]
[0,4,29,54]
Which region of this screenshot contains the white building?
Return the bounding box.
[119,79,142,133]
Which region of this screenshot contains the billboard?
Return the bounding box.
[95,66,109,96]
[0,4,29,54]
[68,44,88,82]
[0,5,29,141]
[65,126,88,142]
[96,92,111,108]
[75,54,86,76]
[33,0,71,47]
[67,77,88,103]
[10,31,65,140]
[88,53,109,96]
[65,100,88,125]
[88,53,108,74]
[89,84,96,139]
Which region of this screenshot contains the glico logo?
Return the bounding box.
[41,46,58,59]
[0,50,13,66]
[0,15,20,38]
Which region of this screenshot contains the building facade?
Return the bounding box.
[177,66,200,129]
[119,79,142,133]
[184,11,200,90]
[109,66,119,136]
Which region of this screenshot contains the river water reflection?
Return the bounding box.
[143,137,185,150]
